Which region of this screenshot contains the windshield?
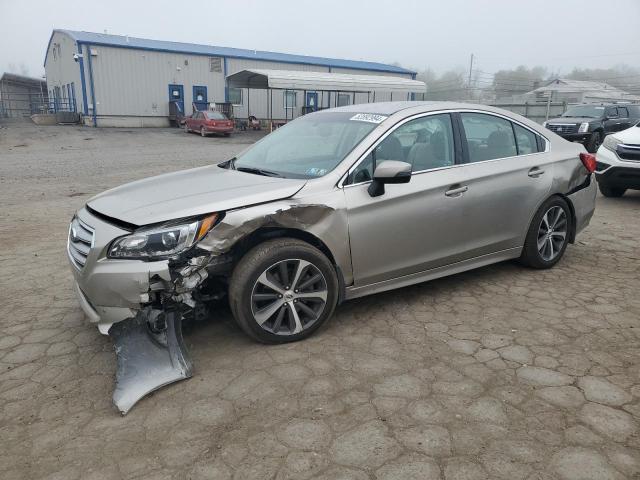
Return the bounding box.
[562,105,605,118]
[230,112,383,179]
[205,111,227,120]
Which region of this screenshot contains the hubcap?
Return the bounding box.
[251,259,328,335]
[537,206,567,261]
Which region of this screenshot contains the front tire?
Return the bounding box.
[598,183,626,198]
[585,131,602,153]
[229,238,338,344]
[520,196,571,269]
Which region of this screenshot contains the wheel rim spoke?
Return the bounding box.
[257,271,285,295]
[290,260,310,291]
[297,273,322,291]
[296,302,317,320]
[296,290,328,302]
[254,299,285,325]
[278,262,290,288]
[288,303,303,334]
[272,305,287,333]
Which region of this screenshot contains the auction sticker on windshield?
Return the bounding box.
[350,113,388,124]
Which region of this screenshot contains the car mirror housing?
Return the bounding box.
[368,160,412,197]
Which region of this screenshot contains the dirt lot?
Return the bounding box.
[1,121,639,480]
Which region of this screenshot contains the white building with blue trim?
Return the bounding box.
[44,30,420,127]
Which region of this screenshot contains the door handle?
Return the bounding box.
[445,185,468,197]
[528,167,545,178]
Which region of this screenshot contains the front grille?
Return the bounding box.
[67,217,94,269]
[617,144,640,161]
[546,123,578,135]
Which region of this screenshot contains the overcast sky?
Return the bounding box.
[1,0,639,79]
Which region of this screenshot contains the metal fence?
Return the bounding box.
[0,91,78,118]
[488,101,567,124]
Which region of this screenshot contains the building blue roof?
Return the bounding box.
[48,30,415,75]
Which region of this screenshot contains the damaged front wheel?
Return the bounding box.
[229,238,338,343]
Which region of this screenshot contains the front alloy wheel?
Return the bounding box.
[229,238,338,343]
[251,259,328,335]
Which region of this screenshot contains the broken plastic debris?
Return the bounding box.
[110,310,192,414]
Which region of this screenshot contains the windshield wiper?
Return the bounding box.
[236,166,283,178]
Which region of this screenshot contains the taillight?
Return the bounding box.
[580,152,596,173]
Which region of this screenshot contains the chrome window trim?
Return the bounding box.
[338,108,549,188]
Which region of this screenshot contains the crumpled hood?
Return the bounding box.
[87,165,306,226]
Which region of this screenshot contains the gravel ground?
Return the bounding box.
[1,121,639,480]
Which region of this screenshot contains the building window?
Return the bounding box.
[209,57,222,73]
[229,87,243,105]
[284,90,297,109]
[337,93,351,107]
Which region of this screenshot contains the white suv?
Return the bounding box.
[595,122,640,197]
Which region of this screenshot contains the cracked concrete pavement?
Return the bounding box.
[1,122,639,479]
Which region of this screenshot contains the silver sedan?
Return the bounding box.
[68,102,597,412]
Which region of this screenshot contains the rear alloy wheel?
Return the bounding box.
[229,238,338,343]
[520,197,571,269]
[598,184,626,198]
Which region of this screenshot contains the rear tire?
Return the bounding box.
[585,131,602,153]
[598,183,626,198]
[229,238,338,344]
[520,196,571,269]
[200,127,207,137]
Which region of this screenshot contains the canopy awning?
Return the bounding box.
[226,69,426,94]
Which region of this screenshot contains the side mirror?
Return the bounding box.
[367,160,412,197]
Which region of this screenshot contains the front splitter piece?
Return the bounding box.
[110,310,193,414]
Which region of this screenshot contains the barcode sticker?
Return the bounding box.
[349,113,388,124]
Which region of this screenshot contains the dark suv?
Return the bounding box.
[543,104,640,153]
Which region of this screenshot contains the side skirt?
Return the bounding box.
[344,247,522,300]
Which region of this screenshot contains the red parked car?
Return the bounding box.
[184,111,234,137]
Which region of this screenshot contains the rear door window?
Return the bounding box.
[513,124,541,155]
[460,113,517,162]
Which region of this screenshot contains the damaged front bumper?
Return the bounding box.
[68,208,196,413]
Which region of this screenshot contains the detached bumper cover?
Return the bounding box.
[110,310,193,414]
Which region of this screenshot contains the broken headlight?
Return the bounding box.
[108,214,218,259]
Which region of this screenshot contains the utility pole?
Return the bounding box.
[468,53,474,100]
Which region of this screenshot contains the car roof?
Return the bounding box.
[321,101,535,117]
